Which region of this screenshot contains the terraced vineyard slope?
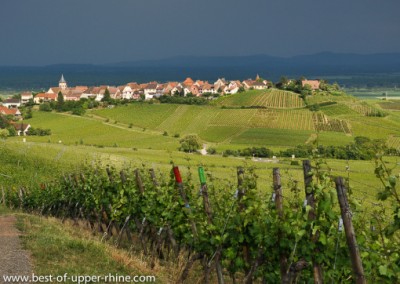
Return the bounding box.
[216,89,305,108]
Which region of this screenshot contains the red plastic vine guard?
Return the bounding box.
[173,166,182,183]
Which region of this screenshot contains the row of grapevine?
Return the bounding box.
[252,91,305,109]
[250,109,314,130]
[319,104,359,117]
[387,135,400,150]
[379,101,400,111]
[2,161,399,282]
[347,102,386,117]
[210,109,256,127]
[312,113,352,134]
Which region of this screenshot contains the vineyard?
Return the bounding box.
[199,126,244,143]
[319,103,359,117]
[19,111,178,150]
[2,159,399,283]
[216,89,305,109]
[93,104,178,129]
[346,102,386,117]
[306,93,355,106]
[379,101,400,111]
[387,135,400,150]
[312,113,352,134]
[250,109,314,130]
[18,88,400,153]
[210,109,257,127]
[251,90,305,108]
[231,128,312,147]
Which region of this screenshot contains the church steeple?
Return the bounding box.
[59,74,67,90]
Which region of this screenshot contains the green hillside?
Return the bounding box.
[19,111,178,150]
[215,89,305,108]
[17,89,400,152]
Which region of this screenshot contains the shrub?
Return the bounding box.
[0,129,9,139]
[72,107,85,116]
[7,126,17,136]
[179,135,201,153]
[27,128,52,136]
[39,103,52,112]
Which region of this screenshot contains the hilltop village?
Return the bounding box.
[2,75,321,106]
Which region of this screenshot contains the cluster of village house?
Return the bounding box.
[31,74,273,103]
[0,75,320,135]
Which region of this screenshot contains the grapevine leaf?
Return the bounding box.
[319,232,327,245]
[379,265,387,276]
[389,176,397,187]
[297,229,306,239]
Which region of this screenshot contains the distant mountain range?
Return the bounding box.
[2,52,400,73]
[0,52,399,90]
[107,52,400,72]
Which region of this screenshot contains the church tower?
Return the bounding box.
[59,74,67,90]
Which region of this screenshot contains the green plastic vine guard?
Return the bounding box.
[198,167,206,185]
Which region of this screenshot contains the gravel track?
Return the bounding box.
[0,216,32,284]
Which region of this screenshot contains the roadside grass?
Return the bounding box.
[4,208,226,284]
[0,205,12,215]
[15,214,167,283]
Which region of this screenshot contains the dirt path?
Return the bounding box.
[0,216,32,284]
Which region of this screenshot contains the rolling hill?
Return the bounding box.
[16,89,400,152]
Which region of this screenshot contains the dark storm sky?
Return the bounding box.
[1,0,399,66]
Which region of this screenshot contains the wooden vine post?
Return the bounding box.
[335,177,366,284]
[198,167,224,284]
[149,168,159,187]
[302,160,323,284]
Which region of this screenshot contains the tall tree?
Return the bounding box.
[102,88,111,102]
[57,91,64,111]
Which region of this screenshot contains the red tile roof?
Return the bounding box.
[302,80,320,90]
[35,93,57,100]
[0,106,20,116]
